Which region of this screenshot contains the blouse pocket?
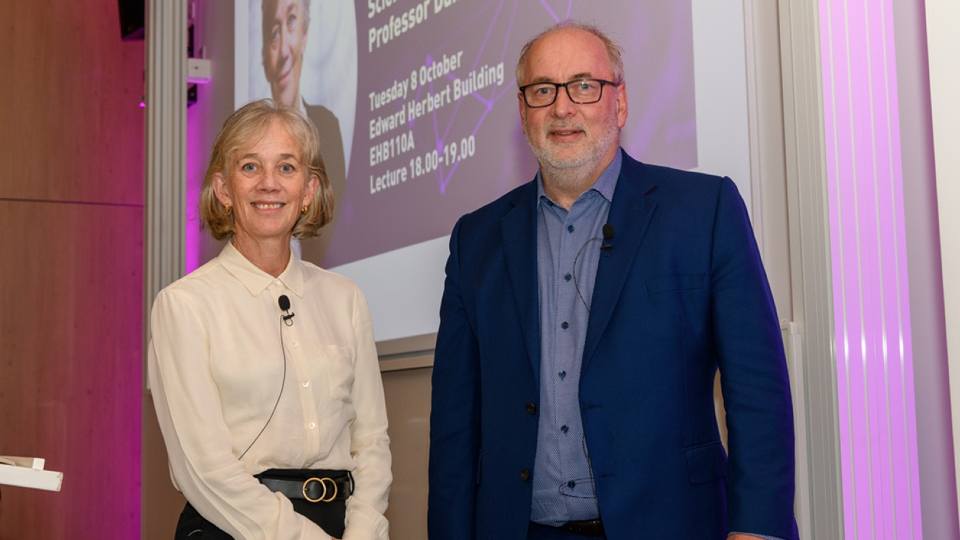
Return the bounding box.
[316,345,355,402]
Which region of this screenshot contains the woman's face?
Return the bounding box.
[213,118,318,246]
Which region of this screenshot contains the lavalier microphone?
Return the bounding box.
[601,223,615,252]
[278,295,295,326]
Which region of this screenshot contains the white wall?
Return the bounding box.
[925,0,960,532]
[895,1,958,537]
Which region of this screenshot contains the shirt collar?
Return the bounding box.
[218,241,305,298]
[537,148,623,206]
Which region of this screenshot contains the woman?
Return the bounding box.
[148,99,391,539]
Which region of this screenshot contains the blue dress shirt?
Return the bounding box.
[531,152,621,525]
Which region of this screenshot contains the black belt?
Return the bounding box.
[255,469,354,503]
[559,519,605,537]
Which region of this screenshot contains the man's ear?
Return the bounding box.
[616,82,629,128]
[518,92,528,134]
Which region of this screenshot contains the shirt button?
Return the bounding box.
[567,224,575,233]
[301,380,311,388]
[526,401,537,415]
[561,321,569,330]
[561,425,569,434]
[559,371,566,380]
[564,273,572,282]
[520,468,531,482]
[567,480,576,489]
[307,422,317,430]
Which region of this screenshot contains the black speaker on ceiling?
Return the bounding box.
[119,0,144,41]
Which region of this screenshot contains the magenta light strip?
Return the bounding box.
[819,0,922,538]
[185,103,202,273]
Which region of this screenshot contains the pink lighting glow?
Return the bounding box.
[185,101,202,272]
[819,0,922,537]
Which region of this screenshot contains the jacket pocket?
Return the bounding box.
[646,273,707,294]
[684,440,727,484]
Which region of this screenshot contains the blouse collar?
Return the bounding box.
[218,241,306,298]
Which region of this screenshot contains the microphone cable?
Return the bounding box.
[572,236,603,311]
[571,224,615,311]
[238,305,289,461]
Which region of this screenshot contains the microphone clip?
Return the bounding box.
[600,223,615,252]
[278,295,295,326]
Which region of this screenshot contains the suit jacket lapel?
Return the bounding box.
[500,181,541,383]
[582,156,658,372]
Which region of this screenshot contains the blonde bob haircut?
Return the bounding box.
[200,98,334,240]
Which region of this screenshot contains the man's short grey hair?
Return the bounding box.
[515,21,624,85]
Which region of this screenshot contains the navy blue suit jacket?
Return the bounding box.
[428,152,798,539]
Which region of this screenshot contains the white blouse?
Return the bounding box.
[148,243,391,539]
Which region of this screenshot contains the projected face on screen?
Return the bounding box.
[262,0,309,108]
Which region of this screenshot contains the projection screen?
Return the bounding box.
[235,0,751,342]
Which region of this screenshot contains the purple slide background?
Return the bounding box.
[311,0,697,267]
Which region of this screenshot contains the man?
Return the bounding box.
[428,22,797,540]
[261,0,345,259]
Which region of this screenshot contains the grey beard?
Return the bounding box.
[530,123,620,191]
[539,161,596,192]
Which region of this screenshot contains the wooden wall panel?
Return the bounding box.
[142,397,184,540]
[0,0,144,205]
[0,202,142,539]
[382,367,432,540]
[0,0,144,537]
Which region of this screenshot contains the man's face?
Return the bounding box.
[518,28,628,174]
[263,0,308,108]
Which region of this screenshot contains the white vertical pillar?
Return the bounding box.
[145,0,187,321]
[778,0,845,537]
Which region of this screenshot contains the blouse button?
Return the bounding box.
[301,380,311,388]
[307,422,317,430]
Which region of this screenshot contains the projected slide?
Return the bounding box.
[236,1,749,341]
[239,0,696,267]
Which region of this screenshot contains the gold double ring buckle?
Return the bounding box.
[302,477,338,503]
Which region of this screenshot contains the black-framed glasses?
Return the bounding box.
[519,78,621,108]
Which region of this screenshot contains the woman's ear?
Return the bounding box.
[212,172,233,207]
[302,173,320,208]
